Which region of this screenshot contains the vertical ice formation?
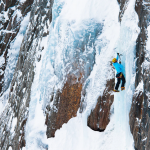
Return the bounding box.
[114,0,139,149]
[25,0,140,150]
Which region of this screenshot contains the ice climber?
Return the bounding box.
[112,53,125,92]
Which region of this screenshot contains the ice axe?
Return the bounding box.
[117,53,122,64]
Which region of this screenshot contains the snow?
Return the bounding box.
[11,117,17,134]
[0,55,5,67]
[134,80,143,96]
[0,30,16,34]
[25,0,140,149]
[25,35,50,149]
[47,114,115,150]
[0,101,3,115]
[0,88,10,114]
[5,12,30,88]
[145,16,150,107]
[0,12,30,115]
[8,146,12,150]
[19,0,27,3]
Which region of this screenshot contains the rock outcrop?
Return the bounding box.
[0,0,33,96]
[129,0,150,150]
[87,79,114,131]
[1,0,150,149]
[46,77,82,137]
[0,0,53,149]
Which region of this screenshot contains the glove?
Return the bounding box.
[119,61,121,64]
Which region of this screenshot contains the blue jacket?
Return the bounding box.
[113,55,123,74]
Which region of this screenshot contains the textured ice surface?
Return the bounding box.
[25,0,139,149]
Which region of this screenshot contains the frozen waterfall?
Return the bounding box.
[25,0,139,149]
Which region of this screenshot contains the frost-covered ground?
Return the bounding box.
[3,0,140,149]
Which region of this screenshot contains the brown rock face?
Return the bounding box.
[46,75,82,137]
[129,91,144,148]
[87,79,115,131]
[129,0,150,149]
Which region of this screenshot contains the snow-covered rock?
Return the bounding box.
[0,0,150,150]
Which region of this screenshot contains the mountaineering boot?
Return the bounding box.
[121,87,125,91]
[113,89,120,92]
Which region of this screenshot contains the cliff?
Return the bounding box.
[0,0,150,150]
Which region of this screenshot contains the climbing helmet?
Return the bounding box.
[112,58,117,63]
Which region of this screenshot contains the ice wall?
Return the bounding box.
[25,0,140,149]
[114,0,139,148]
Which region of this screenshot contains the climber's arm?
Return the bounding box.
[116,53,119,61]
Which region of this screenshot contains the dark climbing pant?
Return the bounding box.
[115,73,126,90]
